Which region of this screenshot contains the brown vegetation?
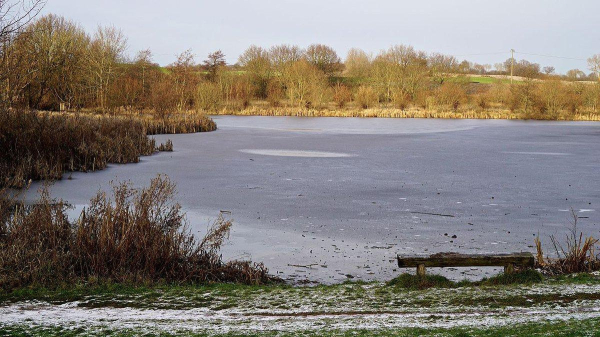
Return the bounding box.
[0,175,274,290]
[0,109,215,188]
[1,9,599,121]
[535,211,600,275]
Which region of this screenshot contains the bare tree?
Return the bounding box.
[344,48,371,78]
[428,53,458,84]
[203,50,226,81]
[87,26,128,112]
[304,44,341,76]
[543,66,555,75]
[589,54,600,82]
[171,49,198,112]
[371,45,428,102]
[566,69,586,81]
[12,14,89,109]
[238,45,271,98]
[268,44,303,70]
[0,0,45,42]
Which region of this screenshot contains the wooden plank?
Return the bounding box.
[397,252,534,268]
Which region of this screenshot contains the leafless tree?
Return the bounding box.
[543,66,555,75]
[305,43,341,76]
[238,45,270,98]
[87,26,128,112]
[566,69,586,81]
[0,0,45,42]
[203,50,226,81]
[344,48,371,78]
[589,54,600,82]
[268,44,303,70]
[428,53,458,84]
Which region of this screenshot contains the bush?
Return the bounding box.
[196,81,223,112]
[332,83,352,108]
[435,83,468,111]
[354,85,379,109]
[266,79,284,107]
[0,176,275,290]
[392,90,410,110]
[537,80,567,119]
[150,76,179,120]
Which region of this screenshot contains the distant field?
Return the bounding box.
[468,76,516,84]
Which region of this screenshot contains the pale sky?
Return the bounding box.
[41,0,599,74]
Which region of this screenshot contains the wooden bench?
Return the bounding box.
[397,252,534,276]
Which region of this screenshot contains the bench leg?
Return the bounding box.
[417,264,426,277]
[504,263,515,274]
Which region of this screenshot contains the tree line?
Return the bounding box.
[1,13,600,119]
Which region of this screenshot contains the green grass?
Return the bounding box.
[467,76,519,84]
[2,318,600,336]
[2,273,600,336]
[386,270,544,291]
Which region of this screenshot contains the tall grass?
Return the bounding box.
[535,210,600,275]
[212,105,600,121]
[0,109,215,188]
[0,175,274,290]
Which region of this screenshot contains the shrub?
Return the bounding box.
[266,79,284,107]
[354,85,379,109]
[537,80,567,119]
[0,176,275,290]
[196,81,223,112]
[392,90,410,110]
[332,83,352,108]
[150,76,179,120]
[435,83,468,111]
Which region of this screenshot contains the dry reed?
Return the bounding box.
[212,105,600,121]
[535,210,600,275]
[0,175,275,290]
[0,109,215,188]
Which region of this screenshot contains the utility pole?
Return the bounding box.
[510,49,515,84]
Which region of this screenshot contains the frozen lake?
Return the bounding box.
[26,116,600,283]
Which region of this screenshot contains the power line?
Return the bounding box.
[514,51,586,61]
[453,52,508,57]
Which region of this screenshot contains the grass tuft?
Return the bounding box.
[386,270,544,290]
[478,269,543,286]
[386,274,454,290]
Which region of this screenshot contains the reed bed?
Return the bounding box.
[0,176,274,290]
[535,211,600,275]
[213,106,600,121]
[0,110,215,188]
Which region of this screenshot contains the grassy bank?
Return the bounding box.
[0,110,215,188]
[1,272,599,336]
[3,320,600,337]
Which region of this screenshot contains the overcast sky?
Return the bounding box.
[41,0,599,74]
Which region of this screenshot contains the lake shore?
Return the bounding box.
[210,106,600,121]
